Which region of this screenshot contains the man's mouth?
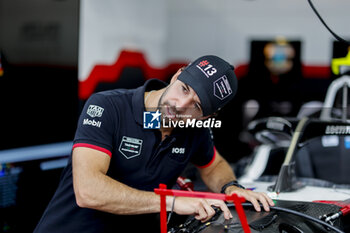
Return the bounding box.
[166,106,176,119]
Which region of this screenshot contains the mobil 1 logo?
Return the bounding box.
[118,136,143,159]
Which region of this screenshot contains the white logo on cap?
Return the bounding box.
[196,60,217,78]
[213,75,232,100]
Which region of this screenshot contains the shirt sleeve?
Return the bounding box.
[73,93,117,157]
[190,128,216,168]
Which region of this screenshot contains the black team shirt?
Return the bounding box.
[34,79,215,233]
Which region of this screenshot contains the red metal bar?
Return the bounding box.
[158,184,168,233]
[341,205,350,216]
[232,194,251,233]
[154,188,245,202]
[155,184,251,233]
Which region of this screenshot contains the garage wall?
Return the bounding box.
[78,0,350,81]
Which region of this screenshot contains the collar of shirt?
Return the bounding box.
[132,79,168,126]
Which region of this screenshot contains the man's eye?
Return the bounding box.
[182,86,188,93]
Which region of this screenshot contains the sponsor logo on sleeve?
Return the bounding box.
[87,105,104,118]
[83,118,102,128]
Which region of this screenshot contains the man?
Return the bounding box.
[34,55,274,233]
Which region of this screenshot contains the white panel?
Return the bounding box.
[78,0,350,81]
[79,0,167,80]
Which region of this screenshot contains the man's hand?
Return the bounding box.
[225,186,275,212]
[172,197,232,223]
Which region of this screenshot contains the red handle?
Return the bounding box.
[340,205,350,216]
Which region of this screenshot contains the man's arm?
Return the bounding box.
[197,150,236,193]
[72,147,163,214]
[72,146,232,221]
[198,150,274,212]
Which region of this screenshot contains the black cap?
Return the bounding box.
[178,55,238,116]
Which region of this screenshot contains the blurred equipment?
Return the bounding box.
[239,47,350,187]
[319,199,350,227]
[0,142,71,233]
[0,52,4,77]
[239,38,303,118]
[238,51,350,198]
[176,176,194,191]
[263,37,296,77]
[269,118,350,193]
[331,50,350,76]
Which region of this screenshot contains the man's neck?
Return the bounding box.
[144,89,173,140]
[159,127,173,141]
[144,89,162,112]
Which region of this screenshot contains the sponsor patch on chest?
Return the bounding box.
[118,136,143,159]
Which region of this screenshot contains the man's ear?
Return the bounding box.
[170,74,178,84]
[170,67,185,84]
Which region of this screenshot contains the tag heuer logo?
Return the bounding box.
[87,105,104,118]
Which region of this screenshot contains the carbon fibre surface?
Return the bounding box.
[169,199,346,233]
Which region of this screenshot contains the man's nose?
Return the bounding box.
[176,96,192,110]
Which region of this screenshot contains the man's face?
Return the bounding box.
[157,73,204,122]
